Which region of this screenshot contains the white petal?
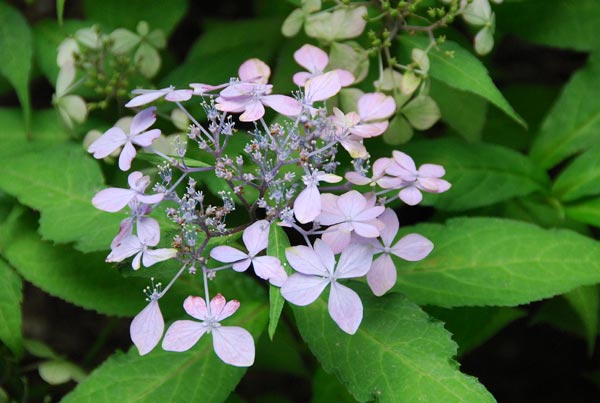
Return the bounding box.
[294,185,321,224]
[106,235,142,262]
[336,243,372,279]
[92,188,136,212]
[377,208,400,247]
[328,282,363,334]
[142,248,177,267]
[212,326,255,367]
[210,246,248,263]
[285,245,329,276]
[391,234,434,261]
[242,220,270,256]
[130,299,164,355]
[366,254,396,296]
[281,273,328,306]
[161,320,207,352]
[183,296,208,321]
[252,256,288,286]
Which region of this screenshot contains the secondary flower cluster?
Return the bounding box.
[88,43,450,367]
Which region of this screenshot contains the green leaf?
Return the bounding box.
[61,284,268,403]
[426,306,525,356]
[565,197,600,228]
[398,36,524,127]
[311,368,355,403]
[552,145,600,202]
[0,142,124,253]
[3,216,148,316]
[83,0,187,36]
[430,79,488,143]
[267,224,292,339]
[564,285,599,353]
[392,217,600,307]
[0,3,32,129]
[530,54,600,168]
[0,259,23,357]
[400,138,549,211]
[294,287,495,403]
[497,0,600,51]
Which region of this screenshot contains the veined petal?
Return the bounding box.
[305,71,342,103]
[318,193,345,225]
[294,185,321,224]
[161,320,207,352]
[377,208,399,247]
[118,141,137,171]
[389,151,417,175]
[239,100,265,122]
[92,188,136,212]
[366,254,396,296]
[285,245,328,276]
[242,220,270,256]
[131,128,161,147]
[252,256,288,287]
[358,93,396,121]
[313,238,336,276]
[294,44,328,73]
[212,326,255,367]
[137,216,160,246]
[336,243,372,279]
[88,127,127,158]
[261,95,301,117]
[142,247,177,267]
[130,106,157,134]
[281,273,328,306]
[354,205,385,222]
[130,299,164,355]
[337,190,367,219]
[210,246,249,263]
[328,282,363,335]
[183,295,208,320]
[391,233,434,261]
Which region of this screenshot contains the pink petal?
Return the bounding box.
[239,100,266,122]
[358,93,396,121]
[142,248,177,267]
[130,107,157,134]
[337,190,367,219]
[92,188,136,212]
[321,226,352,254]
[183,295,208,320]
[318,193,345,226]
[130,299,164,355]
[345,172,371,186]
[294,185,321,224]
[137,216,160,246]
[212,295,240,322]
[212,326,255,367]
[161,320,207,352]
[216,98,250,113]
[399,186,423,206]
[354,205,385,223]
[305,71,342,103]
[238,58,271,84]
[339,137,368,159]
[350,122,389,138]
[243,220,270,256]
[335,243,372,279]
[88,127,127,158]
[389,151,417,176]
[164,89,193,102]
[118,141,137,171]
[377,176,404,189]
[391,233,434,261]
[210,246,249,263]
[261,95,301,117]
[293,72,312,87]
[125,89,168,108]
[285,245,328,276]
[418,163,446,178]
[376,208,399,247]
[281,273,329,305]
[106,235,142,262]
[334,69,355,86]
[190,83,228,95]
[328,282,363,335]
[372,158,392,178]
[131,128,161,147]
[294,44,328,73]
[252,256,288,286]
[366,254,396,296]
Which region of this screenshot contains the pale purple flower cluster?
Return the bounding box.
[87,43,450,366]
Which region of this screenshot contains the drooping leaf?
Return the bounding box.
[293,286,495,403]
[392,217,600,307]
[0,142,124,253]
[267,224,292,339]
[398,36,524,127]
[0,259,23,357]
[564,285,599,353]
[552,144,600,202]
[0,3,32,128]
[530,54,600,168]
[399,138,550,211]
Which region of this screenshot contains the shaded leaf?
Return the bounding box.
[553,145,600,202]
[267,224,292,339]
[0,259,23,357]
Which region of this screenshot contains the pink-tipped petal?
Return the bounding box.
[142,247,177,267]
[328,282,363,335]
[118,141,137,171]
[261,95,302,117]
[125,90,167,108]
[131,128,161,147]
[281,273,329,306]
[210,246,249,263]
[161,320,207,352]
[377,208,399,247]
[213,297,240,322]
[294,185,321,224]
[399,186,423,206]
[212,326,255,367]
[92,188,136,212]
[366,254,396,296]
[130,107,157,134]
[164,89,193,102]
[88,127,127,158]
[294,44,329,73]
[336,243,372,279]
[209,294,227,318]
[391,233,434,261]
[252,256,288,287]
[238,58,271,84]
[183,295,208,320]
[358,93,396,121]
[239,100,265,122]
[242,220,270,256]
[305,71,342,103]
[130,299,164,355]
[285,245,328,276]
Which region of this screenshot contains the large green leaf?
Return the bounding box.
[392,217,600,307]
[0,259,23,357]
[530,54,600,168]
[564,285,599,353]
[398,36,524,126]
[0,142,124,253]
[400,138,549,211]
[497,0,600,51]
[62,276,268,403]
[0,3,32,128]
[266,224,292,339]
[552,145,600,202]
[293,287,495,403]
[83,0,187,36]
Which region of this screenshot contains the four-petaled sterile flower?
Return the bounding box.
[293,44,354,87]
[345,157,401,188]
[107,231,177,270]
[303,70,343,110]
[130,290,164,355]
[364,208,433,296]
[385,151,452,205]
[162,294,255,367]
[92,171,164,213]
[294,170,342,224]
[333,93,396,138]
[125,86,193,108]
[210,220,287,286]
[318,190,385,253]
[282,239,372,334]
[111,203,160,249]
[88,107,161,171]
